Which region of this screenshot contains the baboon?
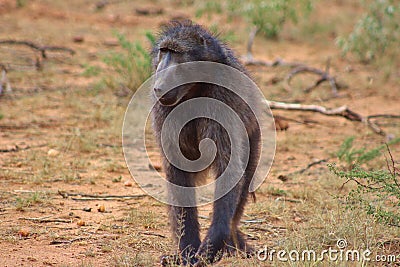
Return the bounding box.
[151,21,261,265]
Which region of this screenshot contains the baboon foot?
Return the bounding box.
[160,253,198,266]
[224,232,254,258]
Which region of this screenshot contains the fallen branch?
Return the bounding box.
[0,40,75,70]
[285,58,338,96]
[278,158,330,182]
[94,0,126,10]
[50,237,87,245]
[0,40,75,58]
[0,143,47,153]
[19,216,71,223]
[267,100,363,121]
[58,190,147,201]
[367,115,400,136]
[139,231,166,238]
[242,30,339,95]
[266,100,399,136]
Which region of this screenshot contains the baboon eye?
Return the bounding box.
[159,47,170,53]
[160,47,179,54]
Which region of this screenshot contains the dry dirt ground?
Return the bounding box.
[0,0,399,266]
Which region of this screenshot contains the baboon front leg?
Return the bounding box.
[225,131,260,257]
[166,167,200,266]
[195,157,242,264]
[169,206,200,265]
[196,183,240,264]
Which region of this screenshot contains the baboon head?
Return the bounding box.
[152,21,225,106]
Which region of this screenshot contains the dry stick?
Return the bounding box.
[0,143,47,153]
[367,114,400,135]
[0,40,75,70]
[50,237,88,245]
[277,158,329,182]
[384,144,400,189]
[139,231,166,238]
[0,40,75,58]
[0,64,12,94]
[265,100,392,136]
[19,216,72,223]
[285,58,338,96]
[297,158,329,174]
[241,29,338,95]
[58,190,147,201]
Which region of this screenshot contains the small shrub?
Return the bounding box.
[15,192,47,211]
[81,64,101,77]
[196,0,313,39]
[336,136,400,168]
[331,138,400,227]
[102,31,155,93]
[336,0,400,63]
[329,162,400,227]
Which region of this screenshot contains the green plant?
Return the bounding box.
[81,64,101,77]
[337,136,400,167]
[332,138,400,227]
[15,192,47,211]
[208,24,237,43]
[16,0,27,8]
[336,0,400,63]
[329,158,400,227]
[102,31,155,93]
[196,0,313,39]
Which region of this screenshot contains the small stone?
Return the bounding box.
[98,205,105,212]
[47,149,59,157]
[72,36,84,43]
[18,229,29,238]
[77,220,85,226]
[124,181,133,187]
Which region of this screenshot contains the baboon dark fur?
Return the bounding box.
[151,21,261,266]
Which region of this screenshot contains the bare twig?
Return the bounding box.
[19,216,71,223]
[242,56,304,68]
[385,144,400,189]
[0,40,75,70]
[242,30,339,95]
[50,237,87,245]
[244,26,258,61]
[0,143,47,153]
[275,197,303,203]
[297,159,329,174]
[139,231,166,238]
[95,0,127,10]
[285,58,338,96]
[367,114,400,135]
[58,190,147,201]
[0,64,12,94]
[0,40,75,58]
[277,158,329,182]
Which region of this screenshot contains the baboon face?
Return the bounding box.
[153,35,208,106]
